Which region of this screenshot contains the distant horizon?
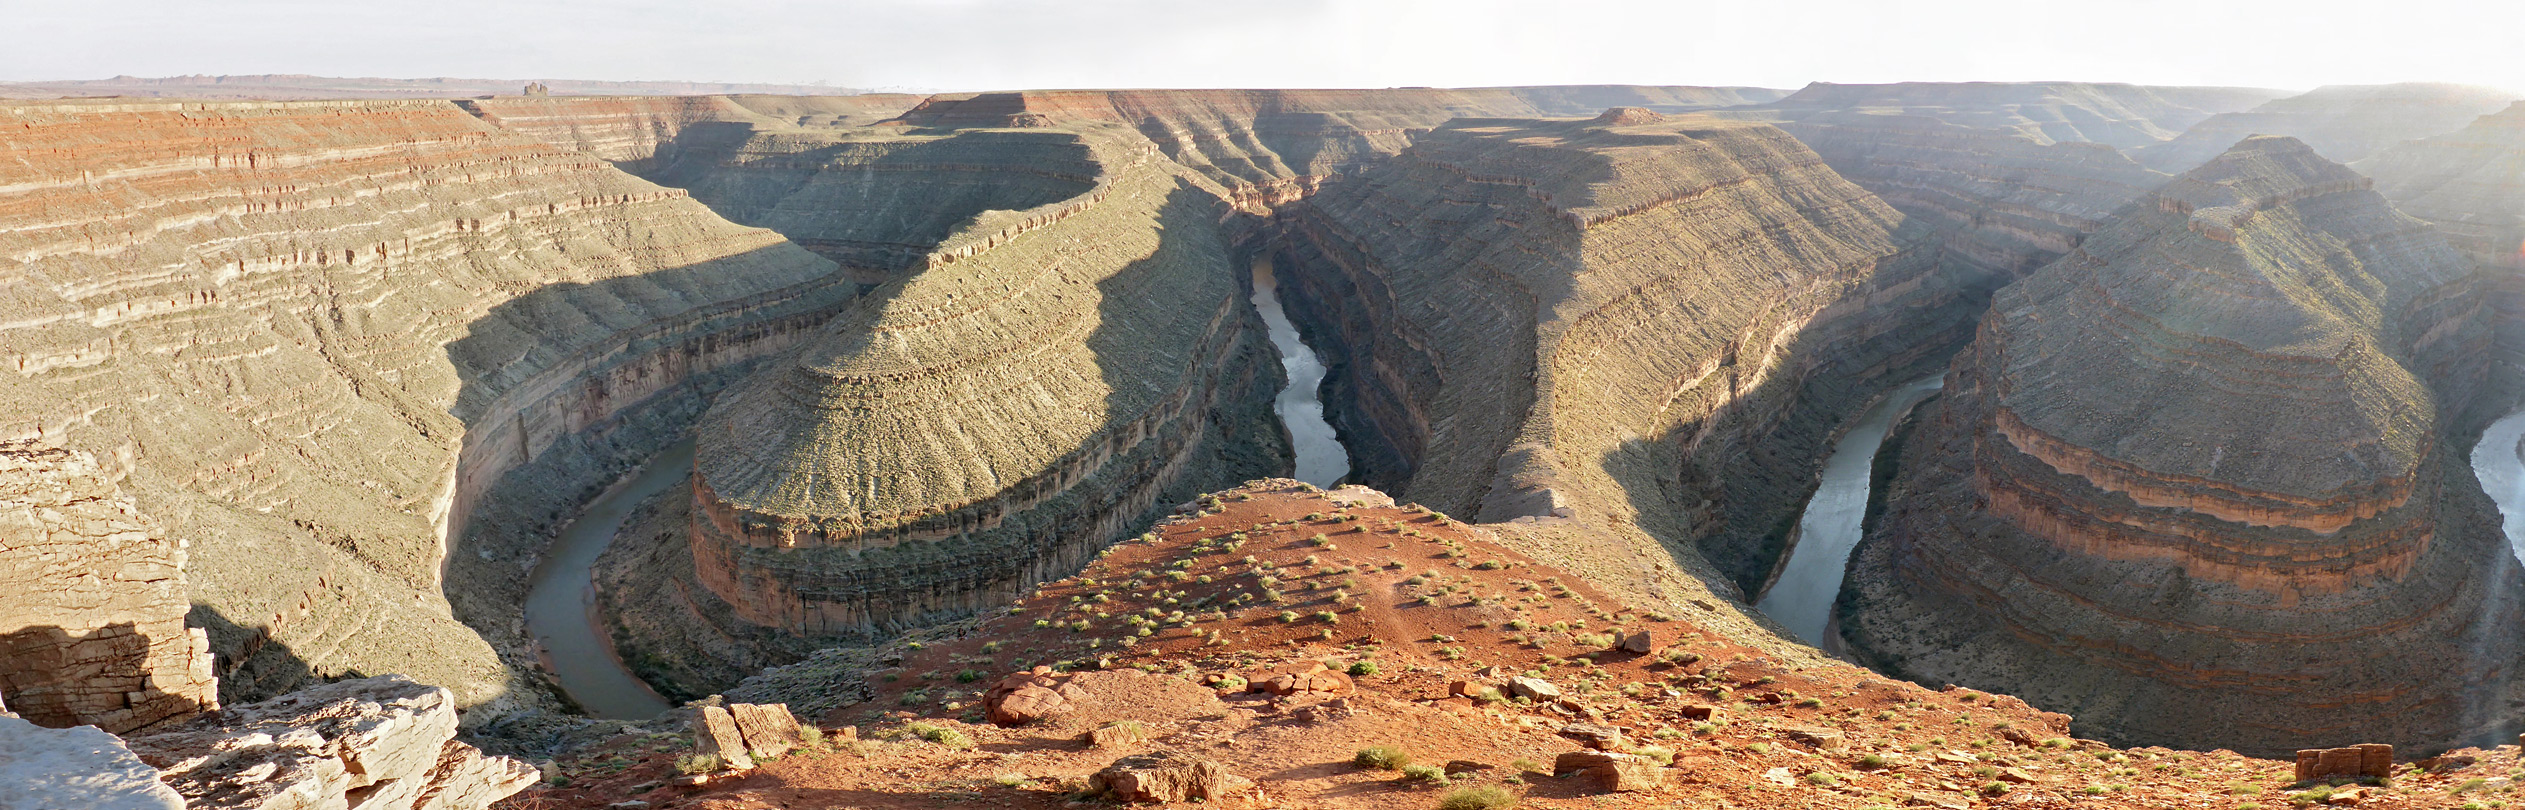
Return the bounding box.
[14,73,2525,100]
[5,0,2517,98]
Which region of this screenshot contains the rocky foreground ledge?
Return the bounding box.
[1,675,537,810]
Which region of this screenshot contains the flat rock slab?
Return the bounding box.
[0,716,184,810]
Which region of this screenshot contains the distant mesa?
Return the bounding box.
[2361,100,2525,271]
[2136,83,2519,173]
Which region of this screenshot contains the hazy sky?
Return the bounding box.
[4,0,2517,93]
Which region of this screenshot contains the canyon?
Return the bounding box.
[1838,135,2523,756]
[12,73,2525,809]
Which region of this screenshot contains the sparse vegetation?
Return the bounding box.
[1438,785,1517,810]
[1355,745,1412,771]
[674,753,721,775]
[905,721,975,750]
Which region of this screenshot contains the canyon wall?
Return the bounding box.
[458,95,926,174]
[1260,110,1980,596]
[685,123,1287,637]
[0,98,845,710]
[2138,83,2519,173]
[1763,112,2171,282]
[1839,136,2522,755]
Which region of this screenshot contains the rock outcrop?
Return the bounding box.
[1840,136,2519,755]
[1262,113,1975,595]
[0,716,186,810]
[686,122,1286,637]
[0,98,848,709]
[2359,101,2525,271]
[2138,83,2519,173]
[1091,750,1263,805]
[0,441,216,733]
[126,675,538,810]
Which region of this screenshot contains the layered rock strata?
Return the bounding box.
[458,94,926,174]
[0,441,216,733]
[0,98,846,708]
[1764,111,2171,281]
[687,123,1286,636]
[1262,110,1974,595]
[1840,136,2520,755]
[2138,83,2519,173]
[127,675,538,810]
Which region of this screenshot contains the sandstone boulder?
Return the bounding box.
[1508,676,1561,701]
[0,715,185,810]
[1254,662,1352,696]
[2295,744,2393,783]
[1553,751,1627,775]
[1618,630,1656,654]
[729,703,801,760]
[692,706,755,770]
[1091,750,1261,805]
[1783,725,1844,751]
[1558,723,1628,750]
[985,667,1074,726]
[125,675,536,810]
[1553,751,1661,792]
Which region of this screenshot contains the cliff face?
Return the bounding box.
[0,98,846,709]
[0,441,216,734]
[1262,110,1976,595]
[2138,83,2519,173]
[2360,101,2525,272]
[1748,81,2285,149]
[458,94,926,175]
[686,123,1286,637]
[1840,136,2519,755]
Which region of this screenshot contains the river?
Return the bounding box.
[1757,375,1945,646]
[518,261,1346,718]
[2471,408,2525,566]
[1251,258,1352,488]
[520,437,689,719]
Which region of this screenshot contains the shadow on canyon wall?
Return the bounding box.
[186,603,325,710]
[0,617,232,730]
[434,241,856,712]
